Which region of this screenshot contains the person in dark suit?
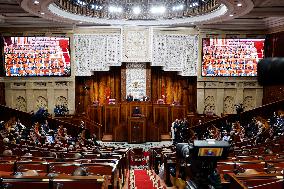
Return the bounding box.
[127,93,133,102]
[132,106,141,117]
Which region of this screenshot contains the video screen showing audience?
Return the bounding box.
[202,38,265,77]
[4,37,71,77]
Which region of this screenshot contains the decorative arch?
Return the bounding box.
[204,96,215,114]
[224,96,235,114]
[15,96,27,112]
[35,96,48,111]
[56,96,68,107]
[243,96,254,111]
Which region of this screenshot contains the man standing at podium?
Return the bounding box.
[132,106,141,117]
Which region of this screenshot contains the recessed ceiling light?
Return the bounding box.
[109,6,123,13]
[150,6,166,14]
[229,14,234,17]
[79,21,83,24]
[133,7,141,15]
[34,0,40,5]
[40,12,45,15]
[237,3,242,7]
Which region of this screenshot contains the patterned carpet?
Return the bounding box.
[99,141,172,169]
[129,169,166,189]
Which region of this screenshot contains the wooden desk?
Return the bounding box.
[128,117,146,143]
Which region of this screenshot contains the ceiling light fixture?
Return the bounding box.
[150,6,166,14]
[172,4,184,11]
[229,14,234,17]
[237,3,242,7]
[34,0,40,5]
[132,7,141,15]
[40,12,45,15]
[109,6,123,13]
[57,0,220,21]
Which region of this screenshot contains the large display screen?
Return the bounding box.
[4,37,71,77]
[202,38,265,76]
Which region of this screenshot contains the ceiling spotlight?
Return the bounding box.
[90,4,103,10]
[237,3,242,7]
[133,6,141,15]
[76,0,87,6]
[40,12,45,15]
[173,4,184,11]
[79,21,83,24]
[109,6,123,13]
[150,6,166,14]
[229,14,234,17]
[34,0,40,5]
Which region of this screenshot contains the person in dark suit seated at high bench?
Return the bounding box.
[127,93,134,102]
[132,106,142,117]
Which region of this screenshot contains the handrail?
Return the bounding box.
[192,98,284,129]
[55,115,102,140]
[0,105,82,137]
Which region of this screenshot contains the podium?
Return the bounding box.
[128,117,146,143]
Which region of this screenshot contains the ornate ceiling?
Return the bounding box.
[0,0,284,31]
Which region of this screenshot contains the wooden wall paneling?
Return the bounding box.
[151,67,197,113]
[104,105,120,134]
[120,64,126,102]
[171,106,186,123]
[113,103,128,141]
[0,82,5,105]
[153,104,169,134]
[151,67,159,102]
[146,103,160,141]
[87,105,103,125]
[75,67,122,115]
[146,63,152,99]
[128,102,148,117]
[120,103,129,125]
[128,117,146,143]
[188,77,197,113]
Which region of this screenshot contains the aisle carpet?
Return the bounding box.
[133,170,156,189]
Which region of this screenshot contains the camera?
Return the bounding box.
[175,140,230,189]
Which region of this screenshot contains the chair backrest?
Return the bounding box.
[1,178,49,189]
[49,163,81,175]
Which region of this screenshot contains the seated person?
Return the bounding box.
[132,106,141,117]
[127,93,134,102]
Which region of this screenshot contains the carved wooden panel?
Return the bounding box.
[104,105,120,134]
[153,105,169,134]
[122,27,151,62]
[74,34,122,76]
[171,106,186,123]
[128,117,146,143]
[152,33,198,76]
[126,63,147,99]
[87,105,103,126]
